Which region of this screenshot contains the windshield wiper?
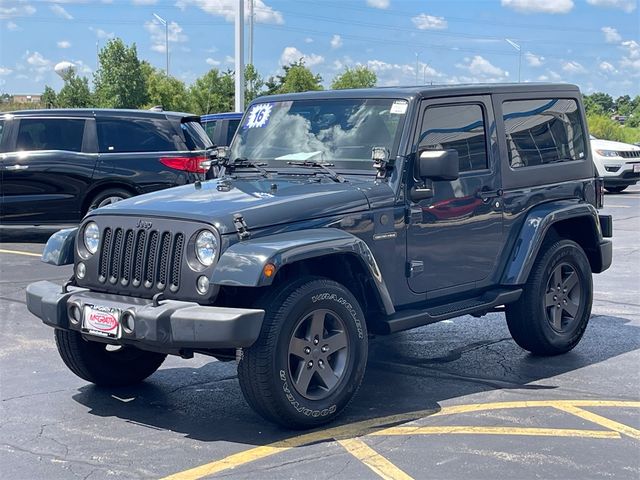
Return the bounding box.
[227,157,270,178]
[286,161,345,183]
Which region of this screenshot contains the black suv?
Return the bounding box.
[27,84,612,429]
[0,109,212,225]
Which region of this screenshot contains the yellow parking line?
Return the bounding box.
[338,438,414,480]
[0,248,41,258]
[554,405,640,440]
[429,400,640,417]
[371,426,620,439]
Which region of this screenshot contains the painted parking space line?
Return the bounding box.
[603,205,631,208]
[160,400,640,480]
[553,404,640,440]
[370,426,620,439]
[0,248,42,258]
[338,438,414,480]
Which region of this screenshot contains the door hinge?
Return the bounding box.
[233,213,251,240]
[406,260,424,277]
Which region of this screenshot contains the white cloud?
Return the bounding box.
[599,61,618,73]
[224,55,235,64]
[132,0,157,4]
[304,37,313,44]
[176,0,283,24]
[280,46,324,67]
[89,27,114,39]
[524,52,544,67]
[621,40,640,59]
[50,4,74,20]
[587,0,636,13]
[501,0,574,14]
[619,40,640,76]
[144,19,188,53]
[411,13,448,30]
[0,4,36,19]
[0,67,13,76]
[57,40,72,48]
[330,34,342,49]
[26,51,51,68]
[457,55,508,77]
[562,60,586,74]
[601,26,622,43]
[7,21,20,31]
[206,57,221,66]
[366,59,443,85]
[366,0,390,8]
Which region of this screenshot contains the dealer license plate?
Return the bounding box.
[633,164,640,173]
[82,305,121,339]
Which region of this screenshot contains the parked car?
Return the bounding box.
[0,109,213,225]
[200,112,242,146]
[27,84,612,429]
[590,134,640,192]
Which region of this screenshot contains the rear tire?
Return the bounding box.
[55,330,166,386]
[87,188,132,213]
[238,277,368,429]
[605,186,627,193]
[505,239,592,356]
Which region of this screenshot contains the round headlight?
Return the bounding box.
[195,230,218,266]
[83,222,100,255]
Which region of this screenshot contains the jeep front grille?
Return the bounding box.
[98,227,184,293]
[619,151,640,158]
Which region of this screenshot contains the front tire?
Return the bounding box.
[506,239,593,356]
[605,186,627,193]
[87,188,132,213]
[55,330,166,386]
[238,277,368,429]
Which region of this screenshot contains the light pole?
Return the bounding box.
[153,13,169,76]
[505,38,521,83]
[415,52,419,84]
[234,0,244,112]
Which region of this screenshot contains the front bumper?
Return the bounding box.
[600,163,640,187]
[26,281,264,352]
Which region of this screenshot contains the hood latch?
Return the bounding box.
[233,213,251,240]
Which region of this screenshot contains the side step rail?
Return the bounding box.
[375,288,522,335]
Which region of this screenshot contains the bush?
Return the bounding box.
[587,114,626,142]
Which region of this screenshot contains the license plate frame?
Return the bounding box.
[633,164,640,173]
[82,304,121,339]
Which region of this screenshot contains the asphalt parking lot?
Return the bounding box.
[1,187,639,480]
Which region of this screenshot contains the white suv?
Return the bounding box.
[591,135,640,193]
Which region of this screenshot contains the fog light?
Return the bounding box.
[76,262,86,279]
[604,165,621,172]
[68,303,81,325]
[121,311,135,334]
[196,275,210,295]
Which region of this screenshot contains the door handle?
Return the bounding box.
[5,165,29,171]
[477,189,502,201]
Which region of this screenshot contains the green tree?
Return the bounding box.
[41,86,57,108]
[57,72,93,108]
[188,68,234,115]
[245,64,265,104]
[615,95,632,116]
[331,66,377,90]
[587,114,625,142]
[583,92,615,116]
[142,62,189,112]
[94,38,147,108]
[265,60,323,95]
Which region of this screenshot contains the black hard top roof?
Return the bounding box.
[254,83,581,104]
[3,108,196,119]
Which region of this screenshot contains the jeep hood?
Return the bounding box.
[591,138,640,152]
[90,176,372,234]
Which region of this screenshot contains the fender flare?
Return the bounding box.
[212,228,395,315]
[41,228,77,266]
[501,200,602,285]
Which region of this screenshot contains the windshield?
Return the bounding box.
[230,98,407,170]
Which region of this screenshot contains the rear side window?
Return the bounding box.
[203,120,217,141]
[0,120,4,147]
[16,118,85,152]
[97,117,178,153]
[181,121,213,150]
[225,119,240,145]
[502,98,586,168]
[418,104,488,172]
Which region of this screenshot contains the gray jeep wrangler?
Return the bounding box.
[27,84,612,429]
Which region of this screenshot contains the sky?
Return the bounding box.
[0,0,638,97]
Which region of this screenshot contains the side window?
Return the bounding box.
[225,119,240,145]
[16,118,85,152]
[181,121,213,150]
[96,118,178,153]
[502,98,586,168]
[0,120,4,147]
[418,104,488,173]
[203,120,217,141]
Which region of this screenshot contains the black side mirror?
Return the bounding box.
[417,148,459,181]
